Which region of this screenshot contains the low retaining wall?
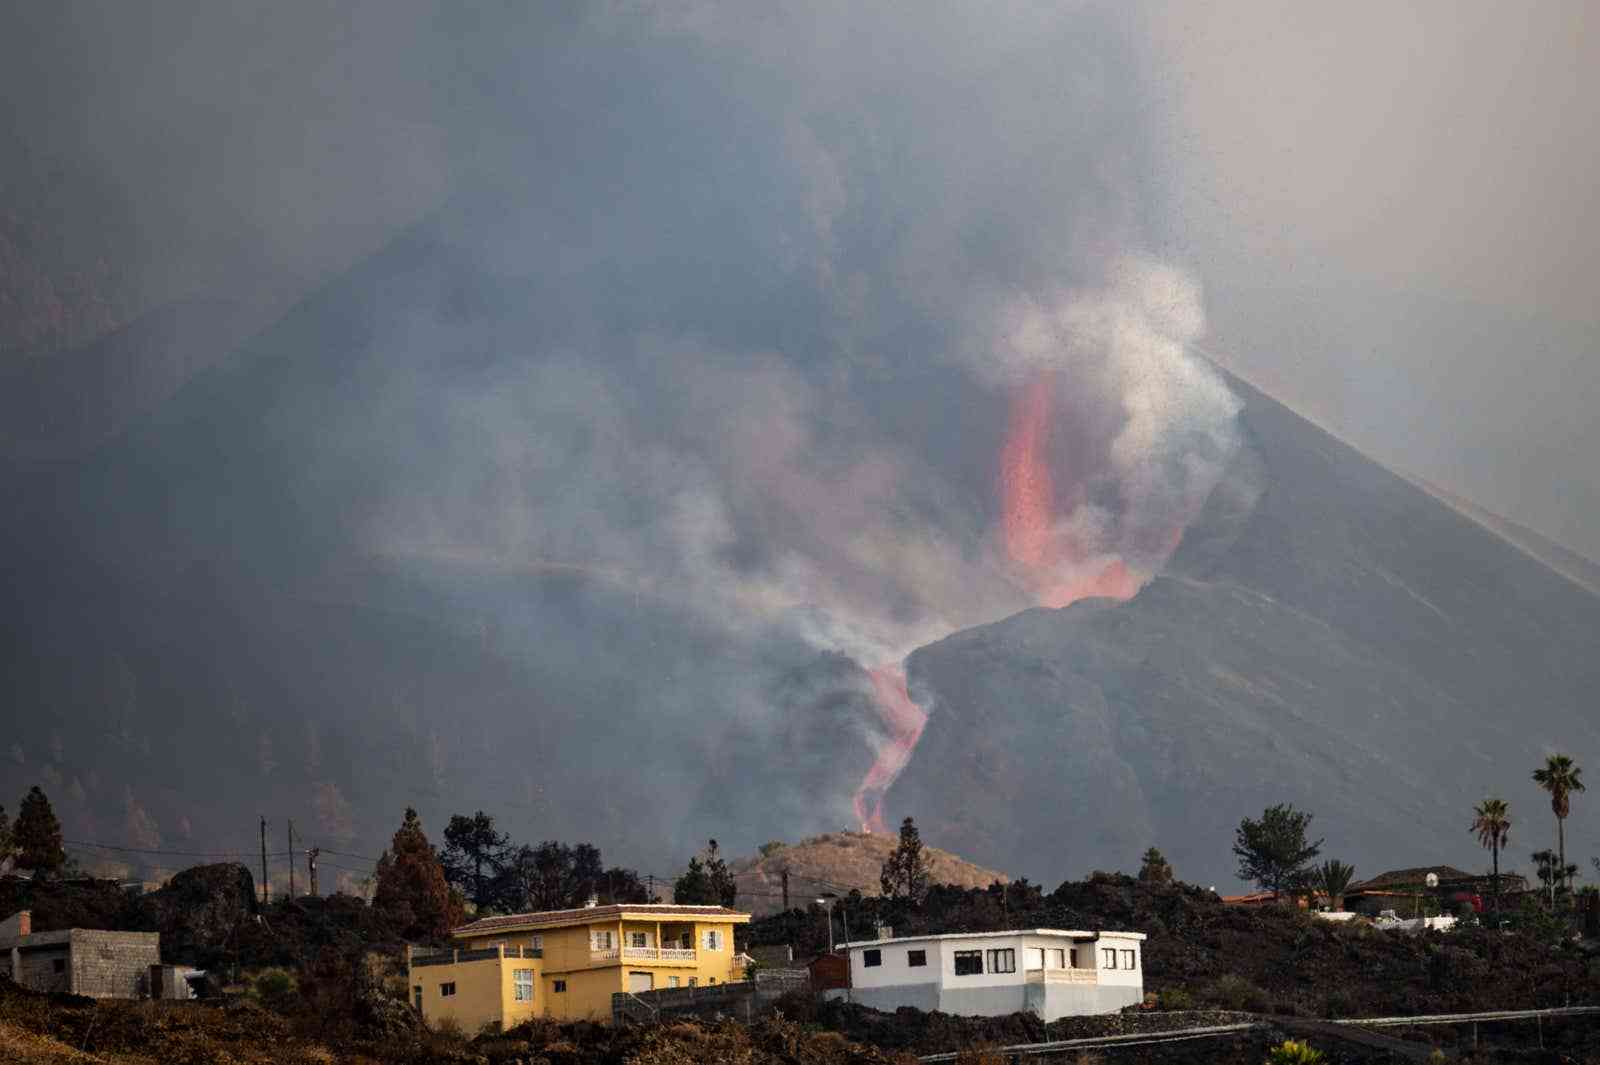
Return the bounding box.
[613,969,810,1024]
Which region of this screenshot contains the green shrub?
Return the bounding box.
[1157,988,1194,1010]
[250,968,298,1012]
[1208,973,1270,1013]
[1265,1039,1326,1065]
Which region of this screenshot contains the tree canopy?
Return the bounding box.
[1316,860,1357,910]
[373,807,462,941]
[880,817,931,902]
[1136,847,1174,885]
[14,786,66,877]
[674,840,736,906]
[1233,803,1323,898]
[439,810,510,912]
[0,804,13,872]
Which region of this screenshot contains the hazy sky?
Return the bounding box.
[6,1,1592,557]
[1142,0,1600,556]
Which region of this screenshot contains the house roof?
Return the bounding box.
[839,928,1145,950]
[1349,866,1477,891]
[451,903,749,938]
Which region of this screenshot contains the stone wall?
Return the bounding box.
[69,930,162,998]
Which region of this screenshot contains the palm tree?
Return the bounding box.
[1532,754,1585,901]
[1317,860,1357,912]
[1470,797,1511,916]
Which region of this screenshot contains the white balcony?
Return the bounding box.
[604,946,699,965]
[1025,967,1098,985]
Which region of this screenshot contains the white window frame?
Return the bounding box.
[530,934,543,950]
[440,981,456,997]
[629,931,650,948]
[1102,948,1117,969]
[1025,947,1045,970]
[1049,948,1067,969]
[953,949,983,976]
[986,948,1016,974]
[668,976,680,988]
[1121,949,1136,970]
[592,930,615,950]
[702,929,723,951]
[512,969,534,1002]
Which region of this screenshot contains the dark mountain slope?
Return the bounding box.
[892,373,1600,889]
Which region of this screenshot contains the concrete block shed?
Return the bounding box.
[2,910,162,998]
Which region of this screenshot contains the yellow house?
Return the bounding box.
[407,903,751,1031]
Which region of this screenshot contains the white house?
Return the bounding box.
[833,929,1146,1021]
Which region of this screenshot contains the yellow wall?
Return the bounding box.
[544,965,622,1022]
[414,955,511,1035]
[421,911,749,1028]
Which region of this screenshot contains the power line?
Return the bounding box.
[65,839,291,859]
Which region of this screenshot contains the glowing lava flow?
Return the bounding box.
[1001,370,1139,607]
[852,368,1149,832]
[854,663,926,834]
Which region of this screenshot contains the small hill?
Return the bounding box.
[730,831,1008,917]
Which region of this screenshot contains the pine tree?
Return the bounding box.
[374,807,462,940]
[705,839,737,907]
[880,817,931,902]
[14,786,66,877]
[440,810,510,912]
[673,857,715,904]
[1137,847,1174,884]
[675,841,736,906]
[1233,804,1323,899]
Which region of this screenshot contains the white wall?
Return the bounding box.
[1091,933,1143,989]
[849,937,945,990]
[938,934,1025,990]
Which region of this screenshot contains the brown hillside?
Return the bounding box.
[730,831,1008,917]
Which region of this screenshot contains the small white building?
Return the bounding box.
[834,928,1146,1021]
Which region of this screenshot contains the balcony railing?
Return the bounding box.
[616,946,699,962]
[1024,967,1097,984]
[411,945,542,968]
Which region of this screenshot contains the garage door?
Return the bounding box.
[627,971,654,994]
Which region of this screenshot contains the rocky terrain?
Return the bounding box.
[731,833,1008,918]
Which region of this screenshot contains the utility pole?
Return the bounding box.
[646,874,655,903]
[259,817,269,904]
[307,847,320,898]
[287,819,296,898]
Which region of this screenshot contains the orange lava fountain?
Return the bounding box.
[1000,370,1058,568]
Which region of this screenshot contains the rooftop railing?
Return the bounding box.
[411,945,542,968]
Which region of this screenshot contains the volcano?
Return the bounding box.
[891,371,1600,889]
[2,194,1596,893]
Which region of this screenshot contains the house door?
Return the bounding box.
[627,971,654,994]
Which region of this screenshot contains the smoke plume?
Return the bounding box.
[1,0,1245,862]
